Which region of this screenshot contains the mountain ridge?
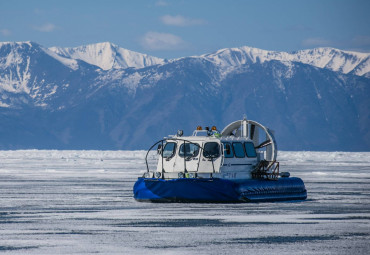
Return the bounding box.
[200,46,370,78]
[2,41,370,77]
[48,42,165,70]
[0,41,369,151]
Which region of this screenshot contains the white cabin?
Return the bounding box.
[151,118,278,180]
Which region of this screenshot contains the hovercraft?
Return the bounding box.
[133,118,307,203]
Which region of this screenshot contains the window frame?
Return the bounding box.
[244,142,257,158]
[179,142,200,158]
[232,142,246,158]
[162,142,177,159]
[223,142,234,158]
[203,142,221,159]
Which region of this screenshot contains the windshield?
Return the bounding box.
[179,143,200,157]
[162,142,176,158]
[203,142,220,158]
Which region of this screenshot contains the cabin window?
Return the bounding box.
[244,142,257,158]
[203,142,220,158]
[179,143,200,158]
[162,142,177,158]
[223,142,234,158]
[232,142,245,158]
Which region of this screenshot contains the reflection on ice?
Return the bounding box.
[0,150,369,254]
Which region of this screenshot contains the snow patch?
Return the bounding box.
[41,48,79,70]
[0,56,31,94]
[49,42,165,70]
[121,72,143,93]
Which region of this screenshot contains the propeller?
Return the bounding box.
[255,139,272,149]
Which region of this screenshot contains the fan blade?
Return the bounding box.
[250,124,255,140]
[255,139,272,149]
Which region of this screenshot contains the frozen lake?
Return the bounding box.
[0,150,369,254]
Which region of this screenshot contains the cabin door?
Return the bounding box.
[198,142,222,173]
[158,142,177,172]
[173,141,201,172]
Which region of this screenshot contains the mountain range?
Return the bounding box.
[0,41,369,151]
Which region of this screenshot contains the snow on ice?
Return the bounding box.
[0,150,369,254]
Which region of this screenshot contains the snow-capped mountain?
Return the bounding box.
[201,46,370,77]
[0,41,100,109]
[49,42,165,70]
[0,41,369,151]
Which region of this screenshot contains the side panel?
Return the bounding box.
[157,155,176,172]
[219,140,258,179]
[133,177,307,202]
[198,156,222,173]
[133,178,240,202]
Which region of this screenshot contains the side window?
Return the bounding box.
[244,142,257,158]
[232,142,245,158]
[203,142,220,158]
[223,142,234,158]
[179,143,200,158]
[162,142,176,158]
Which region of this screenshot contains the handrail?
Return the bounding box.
[145,139,165,173]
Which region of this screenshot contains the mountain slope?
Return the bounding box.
[0,41,102,109]
[93,57,369,150]
[49,42,165,70]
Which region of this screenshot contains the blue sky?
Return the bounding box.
[0,0,369,59]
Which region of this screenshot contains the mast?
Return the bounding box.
[242,114,248,137]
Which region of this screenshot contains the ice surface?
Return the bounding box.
[0,150,369,254]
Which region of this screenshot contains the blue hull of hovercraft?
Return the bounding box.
[133,177,307,203]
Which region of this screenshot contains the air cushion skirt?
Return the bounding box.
[133,177,307,203]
